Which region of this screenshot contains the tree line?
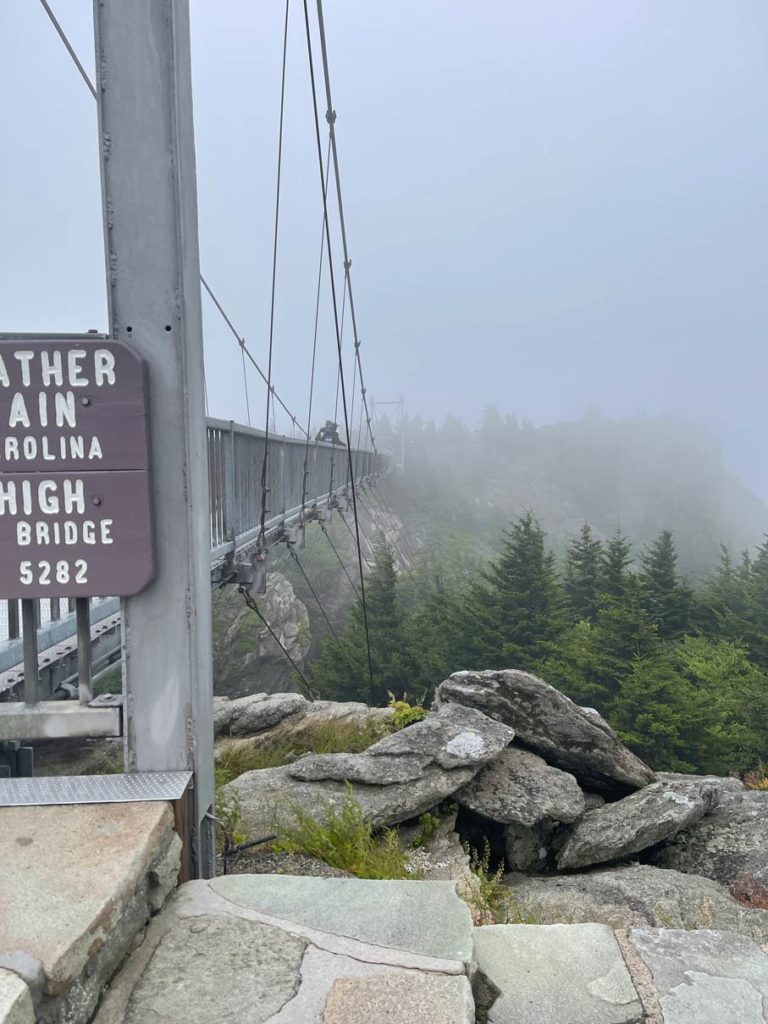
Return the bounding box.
[309,513,768,776]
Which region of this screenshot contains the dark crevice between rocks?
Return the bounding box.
[472,968,502,1024]
[455,807,507,873]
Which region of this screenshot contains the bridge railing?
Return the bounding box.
[207,418,381,561]
[0,419,384,713]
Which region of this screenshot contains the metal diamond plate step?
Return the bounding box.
[0,770,192,807]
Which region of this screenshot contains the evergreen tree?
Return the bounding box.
[467,512,563,671]
[600,528,633,599]
[639,529,693,639]
[311,543,407,705]
[564,523,603,623]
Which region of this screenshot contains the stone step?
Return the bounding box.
[94,875,475,1024]
[0,802,181,1024]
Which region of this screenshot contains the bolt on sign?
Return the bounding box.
[0,337,154,598]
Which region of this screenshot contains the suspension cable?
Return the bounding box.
[314,0,377,458]
[320,523,361,599]
[327,279,347,497]
[200,276,305,436]
[238,586,316,699]
[259,0,291,547]
[301,136,333,513]
[287,545,342,641]
[304,0,375,702]
[38,0,97,99]
[39,0,305,441]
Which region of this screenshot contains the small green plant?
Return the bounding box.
[387,692,428,731]
[273,785,418,879]
[411,811,442,849]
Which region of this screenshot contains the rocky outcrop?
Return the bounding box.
[505,865,768,943]
[455,748,584,827]
[212,574,311,697]
[557,781,717,870]
[225,703,514,837]
[649,790,768,906]
[214,692,392,741]
[435,670,656,795]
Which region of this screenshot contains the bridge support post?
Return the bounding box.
[93,0,215,876]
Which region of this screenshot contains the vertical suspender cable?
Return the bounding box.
[260,0,291,545]
[303,0,375,703]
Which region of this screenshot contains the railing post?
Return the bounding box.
[94,0,215,877]
[21,599,38,707]
[224,421,236,545]
[76,598,93,705]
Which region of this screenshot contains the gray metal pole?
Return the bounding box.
[93,0,215,877]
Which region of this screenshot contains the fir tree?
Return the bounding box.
[639,529,692,639]
[600,528,633,599]
[564,522,603,623]
[468,512,563,671]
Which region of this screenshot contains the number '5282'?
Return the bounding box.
[19,560,88,585]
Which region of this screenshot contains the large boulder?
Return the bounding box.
[435,670,655,795]
[557,781,717,870]
[455,747,585,827]
[226,703,514,838]
[650,790,768,907]
[224,762,479,838]
[214,694,393,740]
[504,865,768,943]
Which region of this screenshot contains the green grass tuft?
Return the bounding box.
[273,785,419,879]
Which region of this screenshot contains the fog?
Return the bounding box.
[1,1,767,498]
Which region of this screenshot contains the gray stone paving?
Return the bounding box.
[473,923,644,1024]
[0,971,33,1024]
[629,927,768,1024]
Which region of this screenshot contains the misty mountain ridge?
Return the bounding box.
[387,410,766,574]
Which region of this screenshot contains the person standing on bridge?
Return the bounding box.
[315,420,342,444]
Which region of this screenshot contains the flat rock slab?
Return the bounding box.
[124,915,306,1024]
[0,802,177,997]
[557,782,714,870]
[0,970,33,1024]
[473,923,643,1024]
[322,973,474,1023]
[210,874,474,964]
[436,670,655,795]
[629,927,768,1023]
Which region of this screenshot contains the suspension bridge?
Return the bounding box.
[0,0,403,880]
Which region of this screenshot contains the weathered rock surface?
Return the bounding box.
[0,971,33,1024]
[650,789,768,904]
[436,670,655,795]
[367,702,514,769]
[323,973,474,1024]
[212,573,311,697]
[557,781,717,870]
[504,821,558,873]
[504,865,768,943]
[97,877,474,1024]
[214,692,309,736]
[214,692,393,740]
[628,927,768,1024]
[473,923,643,1024]
[228,703,512,836]
[455,747,584,826]
[0,802,180,1024]
[227,761,479,837]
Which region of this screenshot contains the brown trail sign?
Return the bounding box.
[0,336,154,598]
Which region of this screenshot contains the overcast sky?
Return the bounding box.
[1,1,767,496]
